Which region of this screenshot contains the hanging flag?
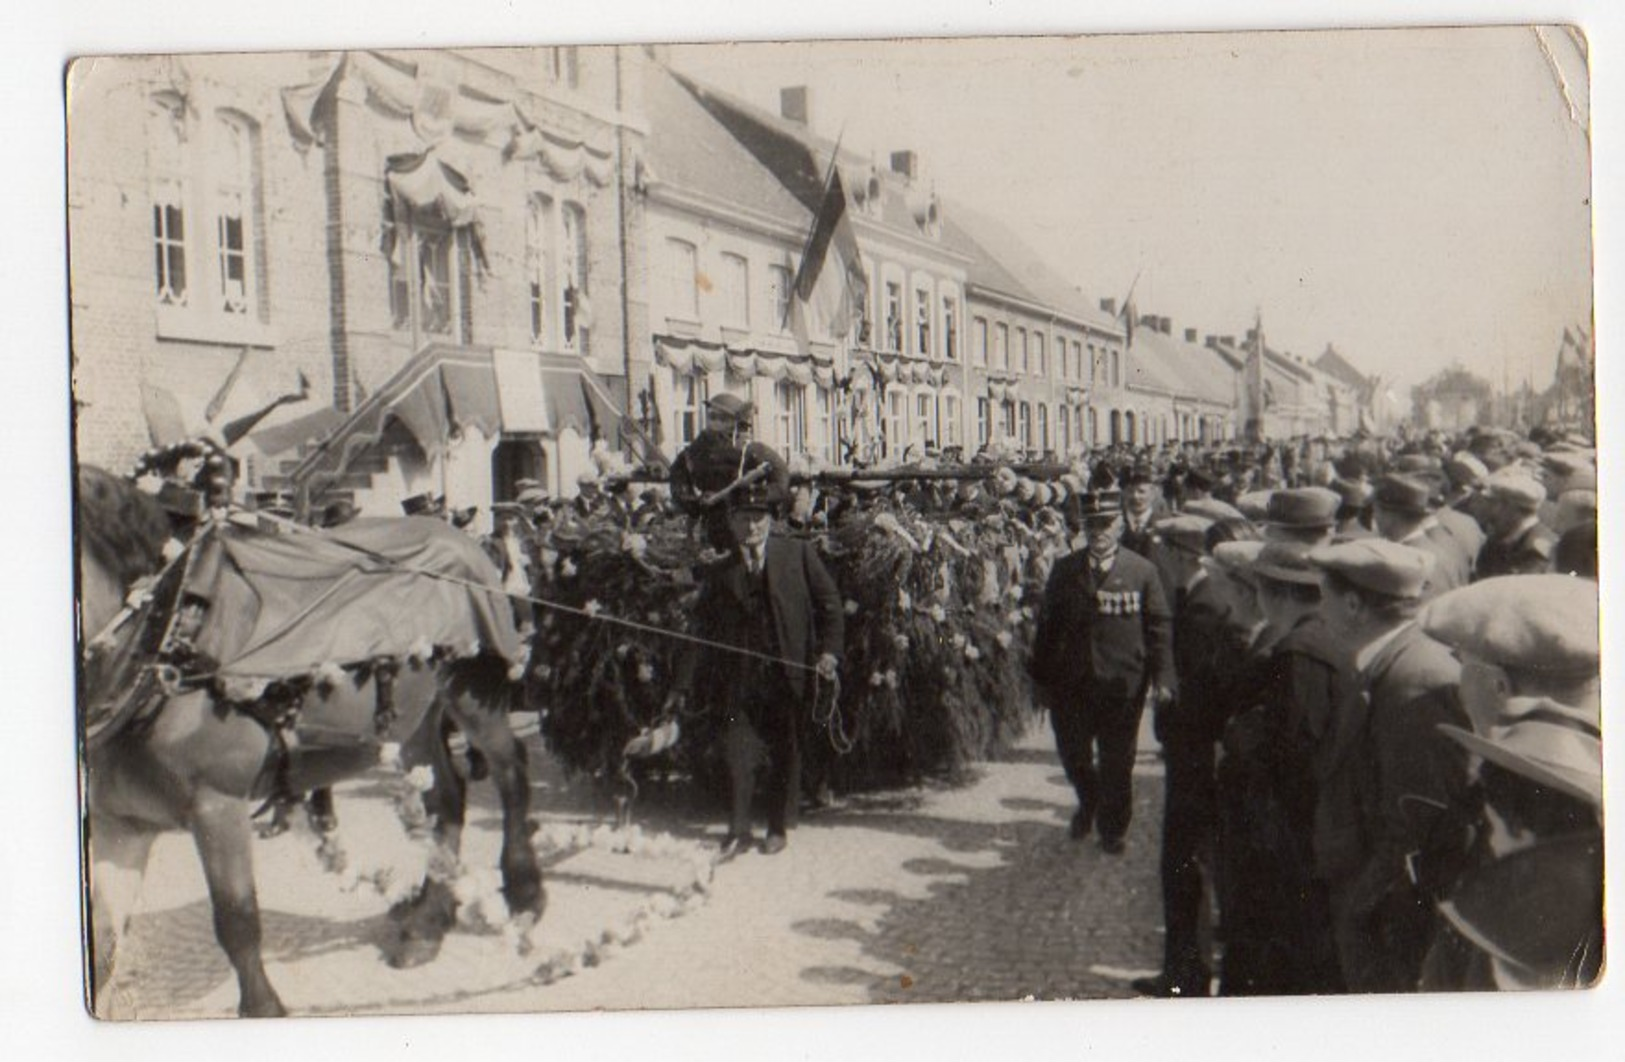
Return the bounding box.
[786,161,867,357]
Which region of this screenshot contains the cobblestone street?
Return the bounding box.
[109,713,1170,1019]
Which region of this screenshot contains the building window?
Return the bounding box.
[389,213,462,338]
[1016,328,1028,374]
[1019,402,1033,450]
[994,323,1009,372]
[768,264,792,332]
[561,203,589,353]
[915,392,935,447]
[1072,339,1083,382]
[1058,405,1071,452]
[774,381,805,453]
[719,252,749,329]
[886,390,906,454]
[942,296,959,361]
[1037,403,1049,452]
[943,394,961,448]
[1032,332,1046,377]
[675,371,709,445]
[885,281,904,352]
[525,194,554,345]
[1055,336,1067,380]
[814,385,835,460]
[150,97,268,332]
[665,238,699,321]
[153,185,187,306]
[972,316,988,367]
[915,288,931,356]
[1111,350,1121,388]
[1001,399,1016,439]
[976,397,990,445]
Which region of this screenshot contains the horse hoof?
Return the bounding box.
[383,934,444,970]
[256,819,291,840]
[307,812,339,835]
[239,995,288,1018]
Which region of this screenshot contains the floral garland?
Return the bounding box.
[312,745,715,981]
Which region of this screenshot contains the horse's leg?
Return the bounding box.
[446,678,544,920]
[382,706,464,969]
[87,816,155,1019]
[189,788,285,1017]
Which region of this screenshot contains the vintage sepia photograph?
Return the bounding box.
[57,11,1604,1047]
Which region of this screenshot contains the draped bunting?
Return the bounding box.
[653,335,835,388]
[281,50,616,187]
[385,148,479,227]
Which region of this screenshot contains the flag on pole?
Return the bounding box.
[786,161,867,357]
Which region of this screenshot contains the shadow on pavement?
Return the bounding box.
[790,774,1166,1005]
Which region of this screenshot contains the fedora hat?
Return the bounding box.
[1266,487,1340,529]
[1439,701,1602,807]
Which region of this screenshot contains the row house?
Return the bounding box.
[1124,316,1240,446]
[1209,329,1350,440]
[640,63,975,467]
[69,46,647,521]
[944,204,1124,460]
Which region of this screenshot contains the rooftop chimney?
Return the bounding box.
[890,150,918,180]
[780,86,810,125]
[1159,316,1173,335]
[1185,328,1199,344]
[1100,298,1117,316]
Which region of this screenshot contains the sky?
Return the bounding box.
[673,27,1593,397]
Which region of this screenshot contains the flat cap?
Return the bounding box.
[1121,463,1156,487]
[1373,474,1435,515]
[1393,454,1445,476]
[1155,514,1214,555]
[1446,452,1489,488]
[1235,490,1274,522]
[1252,541,1321,586]
[1183,497,1248,524]
[1205,540,1266,585]
[1329,476,1374,509]
[1485,468,1546,509]
[1420,574,1598,675]
[1308,539,1433,599]
[1266,487,1341,529]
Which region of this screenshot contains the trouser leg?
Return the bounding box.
[1160,737,1216,980]
[724,712,761,837]
[1095,695,1145,842]
[761,708,800,837]
[1049,702,1098,817]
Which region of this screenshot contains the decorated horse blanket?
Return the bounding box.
[185,515,524,682]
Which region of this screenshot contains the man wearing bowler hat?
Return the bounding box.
[1308,540,1470,993]
[667,480,842,858]
[1031,488,1175,855]
[1263,486,1341,547]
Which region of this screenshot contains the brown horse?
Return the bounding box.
[76,466,544,1017]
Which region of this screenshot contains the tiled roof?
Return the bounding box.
[1127,326,1238,406]
[941,200,1122,334]
[645,65,815,225]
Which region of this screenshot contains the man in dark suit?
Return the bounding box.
[1031,489,1176,855]
[1476,469,1559,579]
[669,482,842,858]
[1308,539,1470,992]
